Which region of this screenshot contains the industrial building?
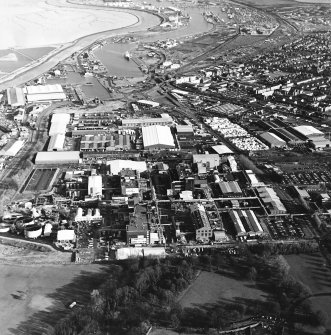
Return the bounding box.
[0,140,25,157]
[122,114,173,128]
[107,160,147,175]
[49,113,71,136]
[256,186,287,215]
[193,154,220,168]
[190,203,213,242]
[7,87,25,107]
[212,144,234,155]
[35,151,81,165]
[136,100,160,109]
[88,175,103,198]
[25,84,67,103]
[245,170,265,187]
[260,132,287,148]
[80,134,131,151]
[47,134,65,151]
[229,209,264,238]
[142,125,175,150]
[292,125,331,149]
[176,124,194,136]
[219,181,242,197]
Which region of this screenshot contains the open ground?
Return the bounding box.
[286,254,331,330]
[0,260,111,335]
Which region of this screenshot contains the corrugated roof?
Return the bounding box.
[48,134,65,151]
[212,144,233,155]
[260,132,286,146]
[294,125,323,138]
[142,125,175,148]
[26,92,66,102]
[35,151,80,163]
[25,84,64,95]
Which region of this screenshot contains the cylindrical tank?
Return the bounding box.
[25,225,42,239]
[44,223,53,237]
[76,207,83,218]
[0,223,11,233]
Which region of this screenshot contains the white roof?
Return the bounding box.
[7,87,25,106]
[49,121,67,136]
[142,125,175,148]
[88,175,102,196]
[26,92,66,102]
[176,124,193,133]
[294,125,323,137]
[116,247,166,260]
[57,229,75,241]
[212,144,234,155]
[137,100,160,107]
[1,140,25,157]
[52,113,70,124]
[106,160,147,175]
[35,151,80,164]
[48,134,65,151]
[25,84,64,95]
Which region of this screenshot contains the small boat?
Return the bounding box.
[124,51,131,60]
[85,82,94,86]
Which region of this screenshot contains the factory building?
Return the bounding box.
[292,125,331,149]
[142,125,175,150]
[229,209,263,238]
[260,132,286,148]
[256,186,287,215]
[176,124,194,136]
[0,140,25,157]
[193,154,220,168]
[190,203,213,242]
[219,181,242,197]
[107,160,147,175]
[212,144,234,156]
[47,134,65,151]
[49,113,70,136]
[136,100,160,109]
[88,175,102,198]
[122,114,173,128]
[25,84,66,103]
[35,151,81,165]
[7,87,25,107]
[80,134,131,152]
[245,170,265,187]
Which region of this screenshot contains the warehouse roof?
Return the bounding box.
[142,125,175,148]
[137,100,160,107]
[48,134,65,151]
[260,132,286,146]
[176,124,194,133]
[35,151,80,163]
[51,113,70,124]
[49,121,67,136]
[212,144,234,155]
[107,160,147,175]
[1,140,25,157]
[26,92,66,103]
[294,125,323,138]
[7,87,25,106]
[25,84,64,95]
[219,181,242,194]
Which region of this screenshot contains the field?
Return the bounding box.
[23,168,58,193]
[286,254,331,330]
[0,261,111,335]
[179,270,267,309]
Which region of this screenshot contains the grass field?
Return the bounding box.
[0,262,110,335]
[286,254,331,330]
[179,270,267,310]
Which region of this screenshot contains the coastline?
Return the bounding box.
[0,2,161,90]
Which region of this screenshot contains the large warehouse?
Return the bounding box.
[142,125,175,150]
[229,209,264,238]
[24,84,66,103]
[7,87,25,107]
[47,134,65,151]
[35,151,81,165]
[49,113,71,136]
[107,160,147,175]
[0,140,25,157]
[260,132,286,148]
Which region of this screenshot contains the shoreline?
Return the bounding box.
[0,1,161,90]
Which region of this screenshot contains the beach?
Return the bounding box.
[0,0,138,49]
[0,0,160,89]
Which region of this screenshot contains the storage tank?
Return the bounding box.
[25,225,42,239]
[43,223,53,237]
[0,223,11,233]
